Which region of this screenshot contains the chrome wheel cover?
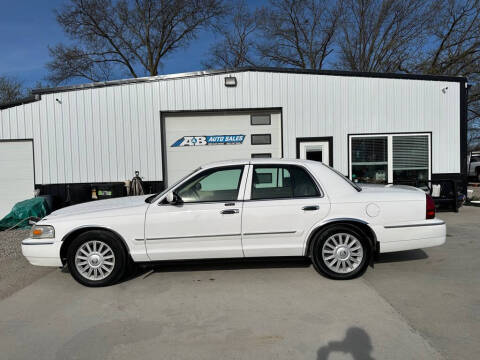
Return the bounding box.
[75,240,115,281]
[322,233,364,274]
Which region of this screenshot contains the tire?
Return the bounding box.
[66,230,127,287]
[310,225,370,280]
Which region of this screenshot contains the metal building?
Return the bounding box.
[0,67,468,215]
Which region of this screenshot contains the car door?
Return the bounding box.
[241,164,330,257]
[144,165,248,260]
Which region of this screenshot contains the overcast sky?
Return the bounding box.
[0,0,267,89]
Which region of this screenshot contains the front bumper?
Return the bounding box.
[21,238,63,267]
[375,219,446,253]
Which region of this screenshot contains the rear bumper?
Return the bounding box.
[21,238,63,267]
[375,219,446,253]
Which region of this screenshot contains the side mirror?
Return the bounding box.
[165,191,182,205]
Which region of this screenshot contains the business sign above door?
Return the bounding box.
[171,135,245,147]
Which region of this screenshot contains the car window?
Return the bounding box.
[290,166,320,197]
[251,165,319,200]
[176,167,243,203]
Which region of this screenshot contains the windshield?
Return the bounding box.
[323,164,362,192]
[145,167,202,203]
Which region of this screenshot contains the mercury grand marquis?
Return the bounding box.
[22,159,446,286]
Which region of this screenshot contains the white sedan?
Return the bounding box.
[22,159,446,286]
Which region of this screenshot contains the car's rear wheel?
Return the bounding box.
[310,225,370,280]
[67,230,126,287]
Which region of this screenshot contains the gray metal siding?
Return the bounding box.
[0,71,461,185]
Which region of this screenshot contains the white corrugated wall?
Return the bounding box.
[0,70,461,184]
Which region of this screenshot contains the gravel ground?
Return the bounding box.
[0,228,53,300]
[0,229,30,258]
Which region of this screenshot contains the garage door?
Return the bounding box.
[164,111,282,185]
[0,141,35,218]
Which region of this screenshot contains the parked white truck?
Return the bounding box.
[468,152,480,182]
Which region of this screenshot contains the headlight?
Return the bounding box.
[31,225,55,239]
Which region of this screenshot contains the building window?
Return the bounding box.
[251,114,271,125]
[351,137,388,184]
[251,153,272,158]
[350,133,430,185]
[393,135,429,186]
[251,134,271,145]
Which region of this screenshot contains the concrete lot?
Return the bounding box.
[0,207,479,360]
[364,206,480,360]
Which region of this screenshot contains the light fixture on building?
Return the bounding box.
[225,76,237,87]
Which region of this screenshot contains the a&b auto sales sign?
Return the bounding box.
[171,135,245,147]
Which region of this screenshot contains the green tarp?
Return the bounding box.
[0,197,50,231]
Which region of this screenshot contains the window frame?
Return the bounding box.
[251,153,272,158]
[348,132,432,184]
[247,164,323,201]
[250,114,271,126]
[165,165,247,204]
[251,134,272,145]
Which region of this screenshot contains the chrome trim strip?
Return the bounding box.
[243,231,296,236]
[384,221,445,229]
[146,233,241,241]
[22,240,54,245]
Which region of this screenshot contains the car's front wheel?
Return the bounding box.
[310,225,370,280]
[67,230,126,287]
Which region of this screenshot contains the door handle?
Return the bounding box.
[221,209,239,215]
[302,205,319,211]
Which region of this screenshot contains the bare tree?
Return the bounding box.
[203,0,262,69]
[257,0,343,70]
[415,0,480,75]
[0,76,24,104]
[47,0,225,84]
[413,0,480,150]
[337,0,430,72]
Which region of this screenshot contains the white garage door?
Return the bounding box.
[0,141,35,218]
[164,111,282,185]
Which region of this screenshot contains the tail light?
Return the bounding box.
[426,194,436,219]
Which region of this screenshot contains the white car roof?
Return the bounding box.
[200,158,319,169]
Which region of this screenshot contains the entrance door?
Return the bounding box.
[297,138,332,166]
